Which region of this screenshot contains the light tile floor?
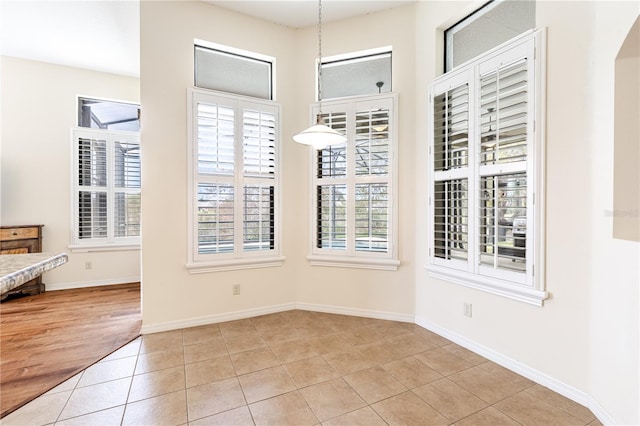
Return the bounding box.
[2,310,602,426]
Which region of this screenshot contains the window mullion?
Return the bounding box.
[345,104,356,256]
[234,102,244,255]
[106,133,114,243]
[467,68,477,275]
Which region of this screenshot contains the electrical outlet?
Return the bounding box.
[232,284,241,295]
[85,261,93,270]
[464,302,472,318]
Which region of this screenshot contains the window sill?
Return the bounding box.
[307,255,400,271]
[425,264,548,306]
[69,243,140,253]
[186,256,286,273]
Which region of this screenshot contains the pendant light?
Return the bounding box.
[293,0,347,150]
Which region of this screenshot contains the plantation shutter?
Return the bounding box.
[74,129,140,243]
[78,137,108,239]
[192,90,280,260]
[312,95,395,257]
[354,105,390,252]
[196,100,236,254]
[197,103,235,175]
[243,109,276,251]
[431,78,470,268]
[429,32,541,295]
[477,51,531,278]
[198,183,234,253]
[113,140,141,238]
[316,111,348,250]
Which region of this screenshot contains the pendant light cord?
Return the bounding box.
[317,0,323,118]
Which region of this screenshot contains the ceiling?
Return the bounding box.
[0,0,414,78]
[206,1,415,29]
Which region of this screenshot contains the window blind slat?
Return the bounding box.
[317,112,348,178]
[197,103,235,175]
[433,179,468,261]
[433,84,469,171]
[243,109,276,177]
[114,192,141,237]
[355,109,390,176]
[114,142,140,189]
[316,184,347,250]
[197,183,235,254]
[78,191,108,239]
[78,138,107,187]
[355,183,388,252]
[480,59,528,166]
[243,185,274,251]
[479,173,527,272]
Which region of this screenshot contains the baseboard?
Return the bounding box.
[587,396,616,426]
[141,302,413,334]
[45,276,140,291]
[414,316,617,423]
[295,302,414,323]
[140,302,297,334]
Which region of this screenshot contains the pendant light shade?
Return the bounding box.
[293,115,347,150]
[293,0,347,150]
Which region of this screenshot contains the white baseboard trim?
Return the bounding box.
[45,276,140,291]
[296,302,414,323]
[140,303,297,334]
[141,302,413,334]
[415,316,616,425]
[587,396,616,426]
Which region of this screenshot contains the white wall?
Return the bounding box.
[140,1,418,331]
[0,57,140,289]
[139,1,300,331]
[292,5,417,319]
[414,1,639,425]
[589,3,639,425]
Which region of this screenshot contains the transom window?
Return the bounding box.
[78,97,140,132]
[444,0,535,72]
[320,48,392,100]
[194,40,274,100]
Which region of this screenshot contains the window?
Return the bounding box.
[309,93,399,270]
[444,0,535,72]
[321,48,392,99]
[194,40,273,100]
[189,43,281,272]
[71,128,140,249]
[187,89,283,272]
[78,97,140,131]
[428,29,546,305]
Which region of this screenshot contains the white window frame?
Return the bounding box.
[427,29,547,305]
[70,127,141,252]
[308,93,400,271]
[186,88,284,273]
[194,39,275,101]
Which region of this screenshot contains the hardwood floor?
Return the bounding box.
[0,283,141,418]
